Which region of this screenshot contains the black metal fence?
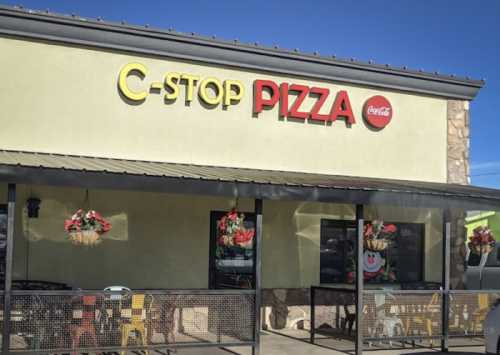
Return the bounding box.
[310,286,500,348]
[4,289,255,353]
[310,286,356,343]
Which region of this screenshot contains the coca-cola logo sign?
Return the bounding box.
[363,95,393,129]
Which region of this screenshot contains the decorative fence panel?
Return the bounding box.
[310,286,500,350]
[7,289,255,353]
[448,290,500,338]
[362,290,442,344]
[310,287,356,342]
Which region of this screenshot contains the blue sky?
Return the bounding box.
[2,0,500,188]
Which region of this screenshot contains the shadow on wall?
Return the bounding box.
[22,198,129,242]
[262,201,355,330]
[292,202,356,287]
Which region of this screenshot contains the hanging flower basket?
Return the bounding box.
[64,209,111,247]
[363,220,397,251]
[217,209,255,250]
[468,226,495,255]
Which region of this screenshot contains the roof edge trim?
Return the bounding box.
[0,6,484,100]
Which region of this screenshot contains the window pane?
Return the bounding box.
[364,205,442,287]
[320,221,353,283]
[210,211,256,289]
[0,205,7,289]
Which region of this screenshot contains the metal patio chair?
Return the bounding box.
[70,295,100,354]
[148,295,177,345]
[471,293,491,334]
[120,293,149,355]
[404,292,440,346]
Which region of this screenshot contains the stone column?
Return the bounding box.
[447,100,470,185]
[447,100,470,289]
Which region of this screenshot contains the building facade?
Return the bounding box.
[0,5,498,355]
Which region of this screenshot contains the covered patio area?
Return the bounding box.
[0,150,499,354]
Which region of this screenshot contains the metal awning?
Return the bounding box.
[0,149,498,210]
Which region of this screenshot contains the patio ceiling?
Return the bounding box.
[0,149,498,210]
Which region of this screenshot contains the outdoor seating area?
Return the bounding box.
[0,180,495,355]
[311,287,500,349]
[5,287,255,353]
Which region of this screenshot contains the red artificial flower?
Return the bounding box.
[64,219,81,232]
[217,236,225,246]
[470,226,495,247]
[217,216,227,232]
[363,224,373,238]
[383,224,397,234]
[99,220,112,233]
[228,208,238,221]
[234,229,255,245]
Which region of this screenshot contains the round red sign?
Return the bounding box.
[363,95,393,129]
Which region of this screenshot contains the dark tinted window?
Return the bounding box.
[209,211,256,289]
[0,205,7,289]
[320,219,424,284]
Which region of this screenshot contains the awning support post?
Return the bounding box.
[252,198,263,355]
[355,204,364,355]
[441,209,451,352]
[2,183,16,355]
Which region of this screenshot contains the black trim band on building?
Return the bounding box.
[0,164,499,211]
[0,5,483,100]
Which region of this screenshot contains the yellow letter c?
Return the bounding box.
[118,63,148,102]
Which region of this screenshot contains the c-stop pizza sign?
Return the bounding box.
[363,95,393,129]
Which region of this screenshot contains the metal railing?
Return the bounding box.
[310,286,500,349]
[310,286,356,343]
[363,289,442,344]
[448,290,500,338]
[3,289,255,353]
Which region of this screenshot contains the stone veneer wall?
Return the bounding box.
[447,100,470,289]
[447,100,470,185]
[447,100,471,289]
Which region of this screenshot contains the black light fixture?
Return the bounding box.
[26,198,41,218]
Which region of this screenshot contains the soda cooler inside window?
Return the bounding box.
[209,210,256,289]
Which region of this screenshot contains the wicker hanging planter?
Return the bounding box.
[69,230,102,246]
[64,209,111,247]
[364,238,388,251]
[363,220,397,252]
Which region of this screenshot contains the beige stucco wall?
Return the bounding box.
[0,36,448,182]
[10,184,255,289]
[2,184,442,289]
[262,201,443,287]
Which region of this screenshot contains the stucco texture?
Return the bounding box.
[0,36,447,182]
[6,185,442,289]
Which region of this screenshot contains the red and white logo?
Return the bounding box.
[363,95,393,129]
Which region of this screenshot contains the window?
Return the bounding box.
[209,211,256,289]
[0,205,6,289]
[320,219,425,284]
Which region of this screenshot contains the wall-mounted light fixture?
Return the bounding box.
[26,198,41,218]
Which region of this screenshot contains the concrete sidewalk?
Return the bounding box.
[170,330,484,355]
